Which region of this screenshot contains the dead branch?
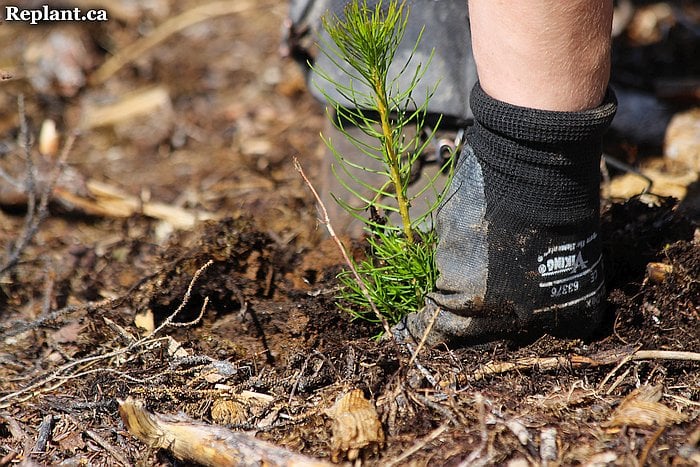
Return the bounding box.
[470,348,700,381]
[631,350,700,362]
[53,179,217,229]
[118,397,331,467]
[92,0,266,84]
[2,299,114,338]
[472,356,589,382]
[32,415,53,454]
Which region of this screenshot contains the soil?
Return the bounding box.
[0,1,698,466]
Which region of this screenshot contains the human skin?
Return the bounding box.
[468,0,613,112]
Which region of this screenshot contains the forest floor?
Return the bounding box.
[0,1,698,466]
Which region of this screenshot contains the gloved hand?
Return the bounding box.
[395,83,617,347]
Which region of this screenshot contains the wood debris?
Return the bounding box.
[646,262,674,283]
[119,397,331,467]
[54,179,217,230]
[79,86,175,147]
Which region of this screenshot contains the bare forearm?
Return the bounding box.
[469,0,613,111]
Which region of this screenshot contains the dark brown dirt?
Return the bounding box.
[0,1,698,466]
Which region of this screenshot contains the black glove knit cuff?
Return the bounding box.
[467,82,617,226]
[470,82,617,145]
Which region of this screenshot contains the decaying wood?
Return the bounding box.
[82,87,166,129]
[119,397,331,467]
[0,174,215,228]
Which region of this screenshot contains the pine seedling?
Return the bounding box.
[314,0,454,329]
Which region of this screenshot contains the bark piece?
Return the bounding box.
[325,389,384,463]
[604,385,687,429]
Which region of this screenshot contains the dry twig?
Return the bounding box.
[0,98,74,276]
[408,303,441,367]
[2,299,114,338]
[293,157,393,338]
[471,348,700,381]
[385,423,449,467]
[32,415,53,454]
[0,261,214,409]
[638,425,666,466]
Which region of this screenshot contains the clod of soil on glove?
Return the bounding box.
[0,1,698,466]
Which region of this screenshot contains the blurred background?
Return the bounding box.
[0,0,697,242]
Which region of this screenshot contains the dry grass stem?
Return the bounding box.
[408,303,441,367]
[385,424,449,467]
